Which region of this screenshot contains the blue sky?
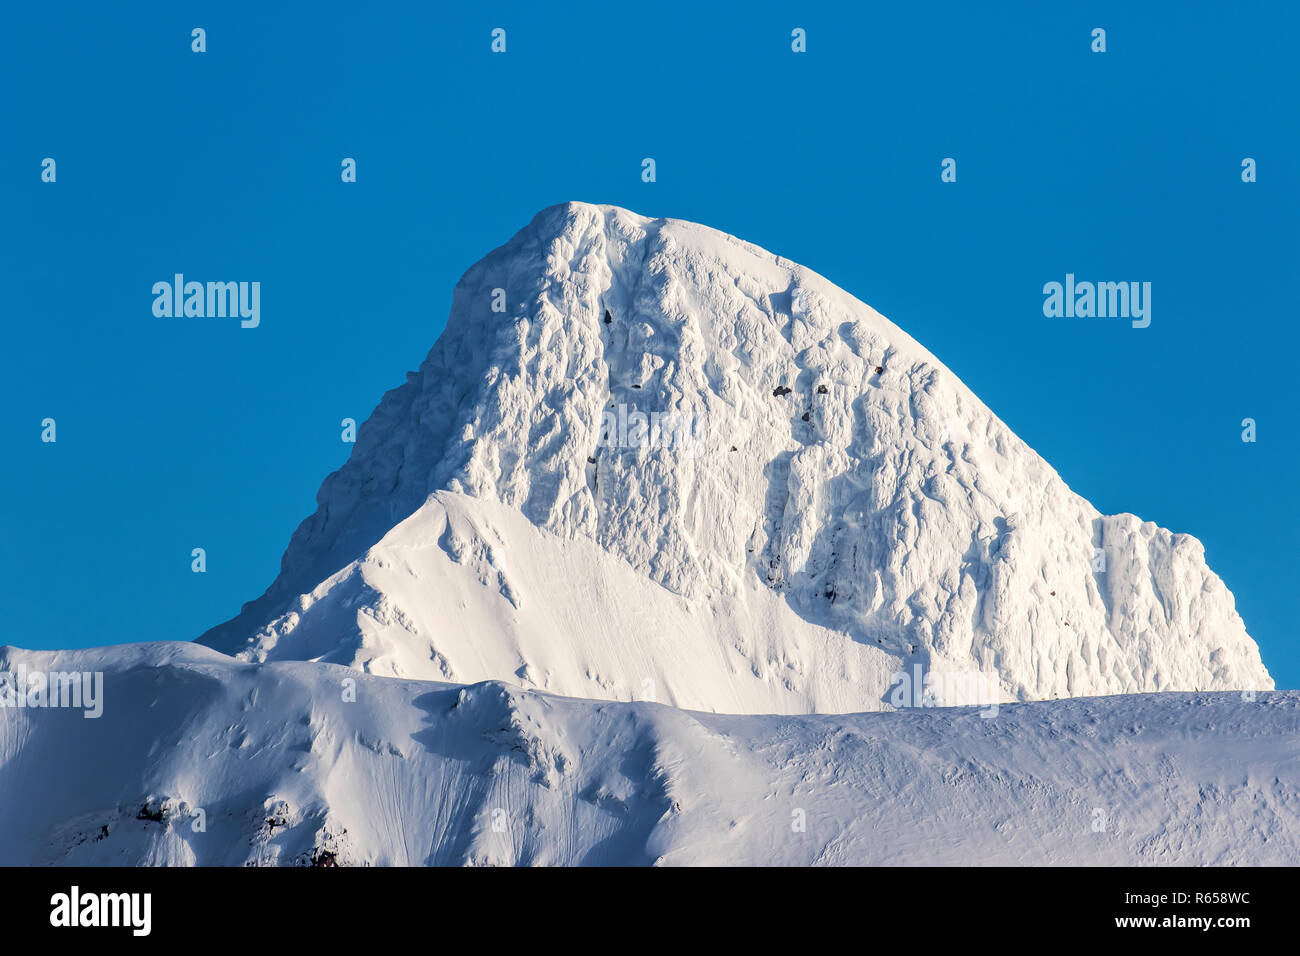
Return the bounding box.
[2,2,1296,687]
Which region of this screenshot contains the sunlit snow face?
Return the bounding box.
[597,405,708,460]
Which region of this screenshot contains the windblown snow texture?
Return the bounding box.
[2,206,1288,869]
[1,643,1294,866]
[200,202,1270,711]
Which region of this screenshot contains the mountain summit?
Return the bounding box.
[199,202,1270,712]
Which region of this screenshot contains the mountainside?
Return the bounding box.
[200,202,1271,711]
[2,643,1295,867]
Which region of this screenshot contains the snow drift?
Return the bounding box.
[200,202,1270,711]
[1,643,1294,867]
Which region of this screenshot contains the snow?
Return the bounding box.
[1,642,1294,866]
[214,489,905,714]
[3,203,1286,868]
[201,201,1270,709]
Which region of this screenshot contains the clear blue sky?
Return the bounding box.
[2,2,1296,687]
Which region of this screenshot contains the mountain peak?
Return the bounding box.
[199,205,1271,711]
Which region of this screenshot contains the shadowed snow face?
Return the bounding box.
[0,643,1293,867]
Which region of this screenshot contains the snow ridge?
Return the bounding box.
[1,643,1293,866]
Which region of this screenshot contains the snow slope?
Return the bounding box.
[212,489,903,715]
[200,202,1270,710]
[0,643,1294,866]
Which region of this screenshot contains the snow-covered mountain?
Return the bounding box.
[200,202,1270,712]
[2,642,1295,866]
[2,205,1290,869]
